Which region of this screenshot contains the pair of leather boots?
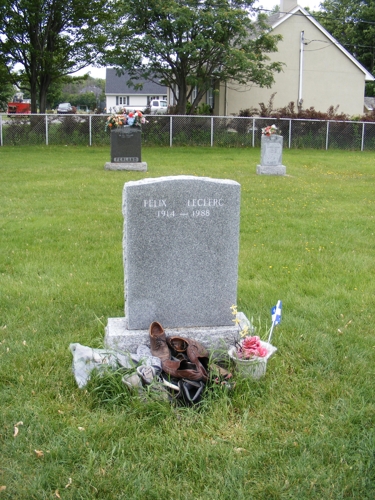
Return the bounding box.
[149,321,209,383]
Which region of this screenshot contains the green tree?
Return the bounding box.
[0,63,15,111]
[313,0,375,75]
[47,74,90,109]
[76,92,101,110]
[0,0,111,113]
[58,75,105,110]
[105,0,283,115]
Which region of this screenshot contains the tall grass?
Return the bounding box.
[0,146,374,499]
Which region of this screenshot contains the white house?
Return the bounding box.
[216,0,374,116]
[105,69,168,113]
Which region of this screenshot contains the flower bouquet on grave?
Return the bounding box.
[126,111,148,127]
[261,124,279,136]
[228,303,279,379]
[105,109,148,132]
[105,112,126,132]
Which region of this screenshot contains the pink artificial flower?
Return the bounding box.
[238,336,268,359]
[264,126,271,136]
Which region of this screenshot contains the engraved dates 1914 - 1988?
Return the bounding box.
[143,197,225,219]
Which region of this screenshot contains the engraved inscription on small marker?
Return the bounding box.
[114,157,139,163]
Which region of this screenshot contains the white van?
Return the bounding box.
[150,100,168,115]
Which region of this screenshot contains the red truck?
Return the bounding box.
[7,93,31,115]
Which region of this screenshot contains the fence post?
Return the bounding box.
[0,114,2,146]
[170,116,173,147]
[361,122,365,151]
[211,116,214,147]
[89,115,92,146]
[45,115,48,146]
[289,119,292,148]
[326,121,329,150]
[252,118,255,147]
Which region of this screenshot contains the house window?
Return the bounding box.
[192,86,198,101]
[206,86,214,109]
[116,96,129,105]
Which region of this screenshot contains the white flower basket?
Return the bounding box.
[228,341,277,379]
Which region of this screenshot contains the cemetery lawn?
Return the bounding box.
[1,145,374,499]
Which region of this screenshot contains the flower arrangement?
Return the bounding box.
[230,305,268,360]
[261,124,279,136]
[229,305,278,378]
[106,113,126,131]
[127,110,148,127]
[105,109,148,132]
[236,335,268,359]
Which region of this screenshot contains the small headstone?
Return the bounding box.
[105,127,147,171]
[257,135,286,175]
[104,175,247,353]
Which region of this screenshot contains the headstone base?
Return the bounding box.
[104,315,249,359]
[256,164,286,176]
[105,162,147,171]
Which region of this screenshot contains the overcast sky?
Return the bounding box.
[77,0,322,80]
[254,0,321,12]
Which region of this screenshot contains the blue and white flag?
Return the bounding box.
[268,300,282,343]
[271,300,282,325]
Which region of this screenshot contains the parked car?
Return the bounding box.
[57,103,76,114]
[120,106,147,114]
[150,99,168,115]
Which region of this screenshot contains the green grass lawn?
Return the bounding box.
[0,145,374,499]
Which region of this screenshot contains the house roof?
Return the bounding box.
[105,68,168,95]
[269,6,375,82]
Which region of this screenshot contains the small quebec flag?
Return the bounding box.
[271,300,282,326]
[268,300,282,343]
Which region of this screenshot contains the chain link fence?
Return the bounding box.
[1,114,375,150]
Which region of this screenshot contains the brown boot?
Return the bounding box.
[149,321,170,362]
[161,359,203,381]
[186,339,209,382]
[167,336,209,382]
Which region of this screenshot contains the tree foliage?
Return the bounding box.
[45,74,105,110]
[0,63,15,111]
[0,0,111,112]
[60,86,105,111]
[313,0,375,77]
[105,0,283,114]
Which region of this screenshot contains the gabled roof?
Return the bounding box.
[269,6,375,81]
[105,68,168,94]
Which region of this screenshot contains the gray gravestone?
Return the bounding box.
[257,135,286,175]
[111,127,141,162]
[104,175,249,355]
[105,127,147,171]
[124,176,241,329]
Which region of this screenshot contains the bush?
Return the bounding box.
[239,94,375,122]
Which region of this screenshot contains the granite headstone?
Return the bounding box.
[104,175,247,353]
[256,135,286,175]
[124,176,241,329]
[105,127,147,171]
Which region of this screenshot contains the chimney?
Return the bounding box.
[280,0,298,14]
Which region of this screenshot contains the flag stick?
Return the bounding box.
[268,322,276,343]
[268,300,281,343]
